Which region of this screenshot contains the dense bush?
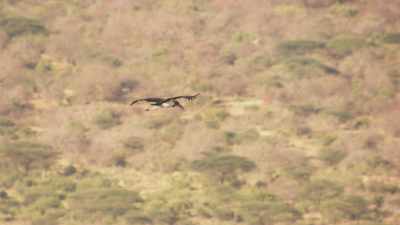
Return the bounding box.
[0,117,16,136]
[278,40,325,55]
[328,110,354,122]
[290,104,322,117]
[67,188,143,221]
[301,179,344,204]
[224,131,240,145]
[383,33,400,44]
[284,161,314,181]
[201,107,230,129]
[11,176,77,222]
[0,194,19,221]
[327,36,367,57]
[0,17,47,38]
[282,57,339,78]
[0,141,58,173]
[238,199,302,224]
[321,195,369,222]
[319,148,347,166]
[94,110,121,129]
[124,136,145,152]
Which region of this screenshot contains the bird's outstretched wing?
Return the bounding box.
[162,93,200,103]
[130,97,164,105]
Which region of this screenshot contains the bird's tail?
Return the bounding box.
[188,93,200,101]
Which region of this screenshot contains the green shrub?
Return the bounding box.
[113,58,123,67]
[13,176,76,221]
[366,155,393,171]
[124,136,145,152]
[387,70,400,88]
[251,55,274,71]
[35,56,53,73]
[222,53,238,65]
[283,57,339,77]
[192,154,256,173]
[321,195,369,222]
[205,120,220,129]
[328,110,354,122]
[0,117,16,135]
[31,212,64,225]
[239,201,301,224]
[301,179,343,204]
[143,173,200,225]
[319,148,347,165]
[224,128,261,145]
[278,40,325,55]
[16,177,75,205]
[320,134,337,146]
[209,146,232,155]
[0,194,19,221]
[224,131,240,145]
[152,47,168,58]
[284,162,314,181]
[0,141,58,173]
[202,108,229,129]
[239,129,260,143]
[327,36,367,57]
[60,165,77,176]
[292,57,337,73]
[67,188,143,222]
[367,181,398,194]
[0,170,20,188]
[24,195,61,213]
[232,188,301,224]
[296,126,312,136]
[75,175,113,191]
[0,17,47,38]
[94,110,121,129]
[353,117,370,129]
[146,204,189,224]
[109,151,128,167]
[331,3,358,17]
[290,104,322,117]
[124,211,152,225]
[383,33,400,44]
[233,31,256,43]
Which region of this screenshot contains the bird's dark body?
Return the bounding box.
[130,94,199,110]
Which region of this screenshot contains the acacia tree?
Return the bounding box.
[0,141,58,174]
[191,153,256,185]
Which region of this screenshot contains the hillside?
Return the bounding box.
[1,0,400,225]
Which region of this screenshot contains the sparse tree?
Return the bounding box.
[0,141,58,174]
[191,153,256,185]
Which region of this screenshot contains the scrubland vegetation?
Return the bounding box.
[1,0,400,224]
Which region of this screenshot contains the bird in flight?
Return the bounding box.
[130,93,200,111]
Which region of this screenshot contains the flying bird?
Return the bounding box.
[130,93,199,111]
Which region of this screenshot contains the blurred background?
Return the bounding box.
[0,0,400,224]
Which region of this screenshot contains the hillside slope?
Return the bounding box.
[1,0,400,225]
